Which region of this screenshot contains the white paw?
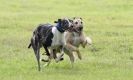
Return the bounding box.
[86,37,92,45]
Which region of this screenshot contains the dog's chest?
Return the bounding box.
[51,27,65,48]
[71,32,81,47]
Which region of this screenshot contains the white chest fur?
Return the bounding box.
[73,32,81,46]
[51,27,66,48]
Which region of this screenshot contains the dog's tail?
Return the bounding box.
[28,43,31,48]
[28,30,37,49]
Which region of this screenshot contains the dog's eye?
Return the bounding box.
[64,20,68,23]
[81,22,83,24]
[75,22,78,24]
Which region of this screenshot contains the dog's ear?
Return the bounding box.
[73,17,76,19]
[80,17,82,20]
[54,19,61,23]
[58,19,62,22]
[54,21,58,23]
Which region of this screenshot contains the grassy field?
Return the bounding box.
[0,0,133,80]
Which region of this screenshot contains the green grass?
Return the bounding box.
[0,0,133,80]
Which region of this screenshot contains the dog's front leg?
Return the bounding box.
[80,33,92,48]
[66,43,82,60]
[55,47,65,63]
[55,34,66,62]
[31,36,41,71]
[53,49,57,59]
[49,48,58,59]
[80,33,87,48]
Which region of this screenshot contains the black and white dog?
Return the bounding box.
[28,18,73,71]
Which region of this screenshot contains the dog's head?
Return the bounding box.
[72,17,83,33]
[54,18,73,33]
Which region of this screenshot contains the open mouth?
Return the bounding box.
[75,27,83,32]
[72,27,83,33]
[78,27,83,31]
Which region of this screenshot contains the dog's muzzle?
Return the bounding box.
[78,27,83,31]
[67,24,74,31]
[73,26,83,33]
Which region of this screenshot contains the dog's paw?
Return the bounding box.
[41,56,50,62]
[55,57,64,63]
[41,59,49,62]
[86,37,92,45]
[60,58,64,61]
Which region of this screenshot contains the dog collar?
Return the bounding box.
[56,23,65,33]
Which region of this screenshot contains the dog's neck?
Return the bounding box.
[56,23,65,33]
[72,31,82,36]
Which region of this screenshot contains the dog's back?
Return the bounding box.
[36,23,53,38]
[28,23,53,48]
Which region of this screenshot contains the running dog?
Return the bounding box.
[28,18,73,71]
[43,17,92,67]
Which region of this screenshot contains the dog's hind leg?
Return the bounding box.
[43,45,50,57]
[33,46,41,71]
[43,45,52,66]
[64,49,74,67]
[37,45,41,71]
[31,39,41,71]
[41,45,51,62]
[43,59,51,67]
[41,44,53,66]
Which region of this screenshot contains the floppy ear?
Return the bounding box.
[73,17,76,19]
[58,19,61,22]
[54,21,58,23]
[54,19,61,23]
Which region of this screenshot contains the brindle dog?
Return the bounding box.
[28,18,73,71]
